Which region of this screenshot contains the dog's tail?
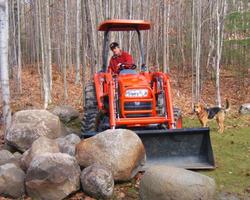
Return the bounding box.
[224,99,230,113]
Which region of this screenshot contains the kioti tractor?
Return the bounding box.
[81,20,215,169]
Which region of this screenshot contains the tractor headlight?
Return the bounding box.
[125,89,148,97]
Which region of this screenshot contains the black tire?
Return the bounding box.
[81,82,99,136]
[174,107,182,128]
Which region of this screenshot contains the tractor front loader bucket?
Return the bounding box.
[135,127,215,170]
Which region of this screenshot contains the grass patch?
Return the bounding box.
[183,116,250,196]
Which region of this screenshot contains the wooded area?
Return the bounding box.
[1,0,250,130]
[0,1,250,199]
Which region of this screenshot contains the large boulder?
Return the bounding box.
[81,164,114,199]
[139,166,216,200]
[0,163,25,198]
[239,103,250,114]
[5,110,67,152]
[51,105,80,123]
[56,134,81,156]
[25,153,81,200]
[21,136,60,170]
[76,129,145,181]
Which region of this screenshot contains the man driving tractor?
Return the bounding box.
[108,42,135,74]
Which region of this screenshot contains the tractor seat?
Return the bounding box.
[119,69,137,75]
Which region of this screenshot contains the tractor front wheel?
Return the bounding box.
[174,107,182,128]
[81,82,100,136]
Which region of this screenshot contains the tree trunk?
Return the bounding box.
[163,1,170,73]
[215,0,227,107]
[64,0,68,100]
[75,0,81,84]
[0,0,11,132]
[17,0,22,93]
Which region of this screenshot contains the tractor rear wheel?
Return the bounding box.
[81,82,100,136]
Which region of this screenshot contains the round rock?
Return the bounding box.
[25,153,81,200]
[5,110,66,152]
[76,129,145,181]
[0,163,25,198]
[56,134,81,156]
[139,166,216,200]
[81,164,114,199]
[51,105,80,123]
[21,136,60,170]
[239,103,250,115]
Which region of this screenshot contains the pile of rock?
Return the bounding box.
[0,108,216,200]
[0,109,146,199]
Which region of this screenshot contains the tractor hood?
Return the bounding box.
[118,73,150,88]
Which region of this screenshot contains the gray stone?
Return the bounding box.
[21,136,60,170]
[76,129,145,181]
[239,103,250,114]
[139,166,216,200]
[81,164,114,199]
[0,149,15,166]
[13,151,22,161]
[56,134,81,156]
[25,153,81,200]
[51,105,80,123]
[13,152,23,168]
[5,110,66,152]
[0,163,25,198]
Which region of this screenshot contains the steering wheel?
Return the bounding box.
[119,64,137,71]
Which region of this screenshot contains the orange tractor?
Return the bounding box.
[81,20,215,169]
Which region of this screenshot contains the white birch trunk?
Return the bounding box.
[163,1,170,73]
[45,0,52,98]
[75,0,81,84]
[215,0,227,107]
[0,0,11,132]
[163,0,167,73]
[17,0,22,93]
[195,0,201,103]
[38,0,48,108]
[64,0,68,100]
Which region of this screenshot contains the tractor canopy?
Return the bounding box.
[98,19,151,31]
[98,19,150,71]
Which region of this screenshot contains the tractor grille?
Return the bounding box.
[124,102,152,110]
[124,102,152,118]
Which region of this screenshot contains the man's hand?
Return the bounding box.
[118,63,125,70]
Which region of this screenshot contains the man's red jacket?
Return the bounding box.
[108,51,134,74]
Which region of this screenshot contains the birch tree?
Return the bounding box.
[75,0,81,84]
[0,0,11,131]
[163,0,170,73]
[192,0,202,104]
[17,0,22,93]
[64,0,68,99]
[215,0,227,107]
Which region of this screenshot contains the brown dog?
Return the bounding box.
[194,99,230,133]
